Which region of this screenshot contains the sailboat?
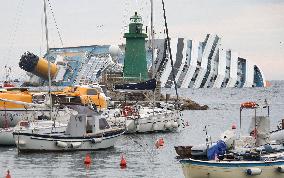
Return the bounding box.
[12,0,124,152]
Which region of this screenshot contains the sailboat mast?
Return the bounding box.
[43,0,53,119]
[150,0,156,114]
[162,0,179,103]
[150,0,155,78]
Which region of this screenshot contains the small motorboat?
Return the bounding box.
[13,105,124,152]
[180,154,284,178]
[177,101,284,178]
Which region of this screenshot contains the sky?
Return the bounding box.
[0,0,283,80]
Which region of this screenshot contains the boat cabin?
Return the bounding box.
[65,113,111,137]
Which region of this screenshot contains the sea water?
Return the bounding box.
[0,81,283,178]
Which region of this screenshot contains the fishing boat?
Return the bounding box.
[177,101,284,178]
[13,105,124,152]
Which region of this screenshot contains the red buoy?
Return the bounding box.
[155,138,165,148]
[120,154,127,168]
[6,170,11,178]
[84,154,91,165]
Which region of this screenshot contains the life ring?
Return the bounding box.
[122,106,133,117]
[241,102,257,108]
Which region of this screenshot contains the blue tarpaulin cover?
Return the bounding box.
[207,140,227,160]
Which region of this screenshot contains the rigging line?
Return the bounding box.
[47,0,64,47]
[161,0,179,105]
[40,9,44,56]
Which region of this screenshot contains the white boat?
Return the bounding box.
[13,105,124,152]
[177,101,284,178]
[0,119,68,146]
[107,105,182,133]
[180,155,284,178]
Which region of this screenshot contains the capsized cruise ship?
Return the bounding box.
[153,34,266,88]
[19,34,266,88]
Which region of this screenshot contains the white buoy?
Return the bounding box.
[246,168,262,175]
[56,141,68,148]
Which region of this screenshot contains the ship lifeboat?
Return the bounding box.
[241,102,257,108]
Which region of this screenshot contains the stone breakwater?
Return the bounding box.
[107,91,209,110]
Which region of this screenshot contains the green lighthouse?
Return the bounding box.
[123,12,148,81]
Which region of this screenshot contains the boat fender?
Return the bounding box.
[92,138,102,143]
[18,140,26,146]
[246,168,262,175]
[171,121,179,128]
[70,142,82,148]
[165,122,172,129]
[56,141,68,148]
[277,166,284,173]
[153,122,159,131]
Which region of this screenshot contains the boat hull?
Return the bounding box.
[0,128,14,145]
[180,159,284,178]
[126,118,178,133]
[13,130,124,152]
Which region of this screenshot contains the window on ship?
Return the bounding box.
[87,89,98,95]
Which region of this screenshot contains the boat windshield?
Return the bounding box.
[99,118,110,130]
